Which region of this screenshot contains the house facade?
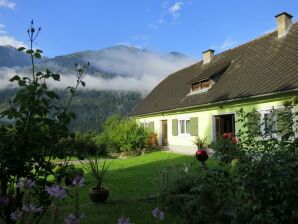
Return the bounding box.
[130,13,298,154]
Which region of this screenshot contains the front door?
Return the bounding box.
[161,120,168,146]
[214,114,235,140]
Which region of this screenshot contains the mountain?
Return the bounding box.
[0,45,196,131]
[0,45,31,67]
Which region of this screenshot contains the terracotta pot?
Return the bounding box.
[88,186,109,203]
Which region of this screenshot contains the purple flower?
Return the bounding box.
[0,196,10,207]
[152,208,164,221]
[22,203,42,213]
[117,216,131,224]
[46,184,66,199]
[16,178,36,189]
[72,176,85,187]
[10,209,23,221]
[64,213,84,224]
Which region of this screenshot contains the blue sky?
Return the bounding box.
[0,0,297,58]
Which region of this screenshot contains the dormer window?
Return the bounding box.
[191,79,212,93]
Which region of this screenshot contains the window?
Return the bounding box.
[259,107,294,138]
[191,80,211,92]
[179,119,190,134]
[263,111,276,135]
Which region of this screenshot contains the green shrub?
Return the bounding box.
[162,165,238,224]
[98,115,150,153]
[235,144,298,224]
[163,106,298,224]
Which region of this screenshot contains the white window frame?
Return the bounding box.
[142,121,150,129]
[258,109,277,138]
[258,105,296,140]
[178,118,190,136]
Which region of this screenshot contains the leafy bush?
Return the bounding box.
[163,106,298,224]
[0,21,86,223]
[235,143,298,224]
[98,114,150,153]
[210,133,240,163]
[162,165,238,224]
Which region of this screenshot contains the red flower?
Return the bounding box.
[231,137,238,144]
[223,133,229,139]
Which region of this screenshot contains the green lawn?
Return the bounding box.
[40,151,215,223]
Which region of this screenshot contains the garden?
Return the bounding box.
[1,21,298,224]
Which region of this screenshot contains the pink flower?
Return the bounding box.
[72,176,85,187]
[64,213,84,224]
[152,208,164,221]
[231,137,238,144]
[117,216,131,224]
[22,203,42,213]
[10,209,23,221]
[46,184,66,199]
[16,178,36,189]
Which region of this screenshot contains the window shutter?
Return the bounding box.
[148,122,155,133]
[276,108,292,135]
[172,119,178,136]
[247,112,260,135]
[190,117,198,136]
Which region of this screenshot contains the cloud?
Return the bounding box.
[0,47,197,95]
[0,67,18,89]
[211,37,239,52]
[0,35,27,48]
[0,0,16,9]
[80,46,196,94]
[168,2,183,18]
[0,24,7,34]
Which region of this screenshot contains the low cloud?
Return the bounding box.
[0,46,197,95]
[0,0,16,9]
[0,67,19,89]
[84,46,196,93]
[0,35,27,48]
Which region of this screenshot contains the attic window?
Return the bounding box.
[191,79,211,92]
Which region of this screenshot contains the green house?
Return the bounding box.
[130,12,298,154]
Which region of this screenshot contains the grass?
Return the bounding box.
[39,151,216,223]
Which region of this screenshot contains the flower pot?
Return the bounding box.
[88,186,109,203]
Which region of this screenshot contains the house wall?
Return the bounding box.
[134,94,298,155]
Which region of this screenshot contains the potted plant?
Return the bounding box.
[80,155,111,203]
[193,137,209,164]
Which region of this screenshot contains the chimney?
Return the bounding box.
[275,12,293,38]
[202,49,215,64]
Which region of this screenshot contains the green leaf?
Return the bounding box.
[18,80,26,86]
[34,52,41,59]
[46,91,59,99]
[36,49,43,53]
[51,73,60,81]
[17,47,26,51]
[26,49,34,54]
[36,72,44,77]
[9,75,21,82]
[80,81,86,87]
